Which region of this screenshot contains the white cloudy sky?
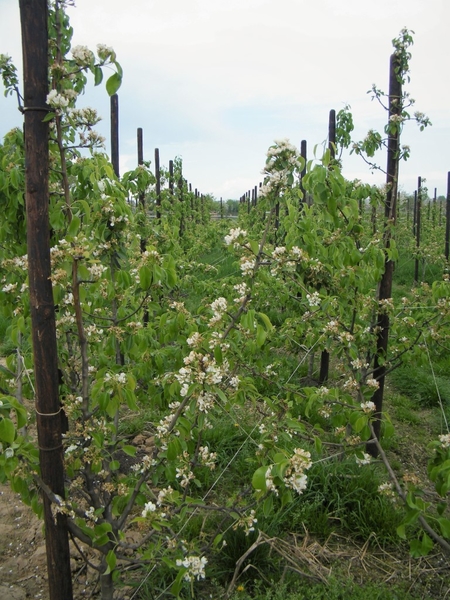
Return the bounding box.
[1,0,449,199]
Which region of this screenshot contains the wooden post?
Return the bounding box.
[300,139,307,205]
[169,159,174,198]
[446,173,450,262]
[414,177,422,283]
[110,94,119,177]
[433,187,437,227]
[319,111,336,385]
[328,109,336,159]
[137,127,145,210]
[368,53,402,455]
[19,1,73,597]
[155,147,161,221]
[178,176,185,237]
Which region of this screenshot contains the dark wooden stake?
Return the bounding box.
[414,177,422,284]
[319,111,336,385]
[433,187,437,227]
[137,127,145,212]
[328,109,336,159]
[169,159,174,198]
[368,53,402,456]
[19,1,73,597]
[110,94,119,177]
[155,147,161,221]
[300,139,307,205]
[446,173,450,262]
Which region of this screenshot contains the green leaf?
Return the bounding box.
[42,111,55,123]
[252,465,268,492]
[139,265,152,290]
[257,312,273,331]
[256,324,267,348]
[106,72,122,96]
[94,66,103,86]
[396,524,406,539]
[314,436,323,455]
[410,532,433,557]
[263,493,273,517]
[67,215,80,238]
[104,549,116,575]
[354,416,367,433]
[0,418,15,444]
[249,240,259,255]
[214,344,223,365]
[122,445,137,457]
[167,439,182,461]
[437,517,450,539]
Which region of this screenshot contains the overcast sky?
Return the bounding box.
[1,0,449,199]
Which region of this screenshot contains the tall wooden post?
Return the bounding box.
[300,139,307,205]
[169,159,174,198]
[445,173,450,262]
[368,54,402,455]
[110,94,119,177]
[137,127,145,210]
[433,187,437,227]
[155,147,161,221]
[318,111,336,385]
[19,1,73,597]
[414,177,422,283]
[328,109,336,159]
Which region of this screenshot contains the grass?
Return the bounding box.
[268,460,403,544]
[389,363,450,409]
[225,575,432,600]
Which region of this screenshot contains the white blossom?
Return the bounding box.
[141,501,157,517]
[71,45,94,66]
[175,556,207,582]
[355,452,371,466]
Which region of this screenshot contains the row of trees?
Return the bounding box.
[0,4,449,600]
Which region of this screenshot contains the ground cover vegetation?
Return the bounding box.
[0,3,449,598]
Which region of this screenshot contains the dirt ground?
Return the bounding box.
[0,481,49,600]
[0,481,105,600]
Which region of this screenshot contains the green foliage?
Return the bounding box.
[0,14,449,600]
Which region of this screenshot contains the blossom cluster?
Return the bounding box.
[224,227,247,248]
[259,138,303,199]
[209,297,228,326]
[71,44,95,66]
[283,448,313,495]
[233,509,258,536]
[175,555,208,582]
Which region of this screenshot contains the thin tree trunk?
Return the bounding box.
[19,0,73,596]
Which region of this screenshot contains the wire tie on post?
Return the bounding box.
[21,106,50,113]
[35,406,62,417]
[38,444,64,452]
